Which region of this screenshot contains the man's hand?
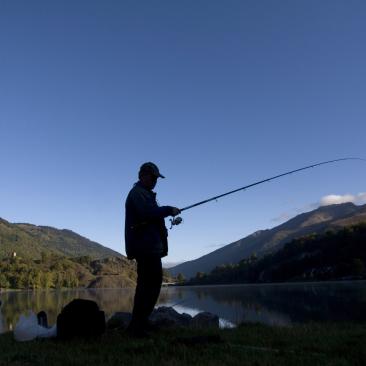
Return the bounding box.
[170,207,181,216]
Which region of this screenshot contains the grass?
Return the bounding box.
[0,322,365,366]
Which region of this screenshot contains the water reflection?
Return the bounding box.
[0,288,137,333]
[165,281,366,326]
[1,281,365,334]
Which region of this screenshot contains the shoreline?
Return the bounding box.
[169,278,366,288]
[2,278,366,293]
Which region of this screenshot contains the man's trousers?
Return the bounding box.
[130,255,163,329]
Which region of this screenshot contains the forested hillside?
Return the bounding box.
[186,223,366,285]
[0,254,137,289]
[0,218,121,259]
[170,203,366,279]
[0,217,174,289]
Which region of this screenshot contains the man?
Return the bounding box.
[125,162,180,336]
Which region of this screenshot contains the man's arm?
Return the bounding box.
[128,189,178,221]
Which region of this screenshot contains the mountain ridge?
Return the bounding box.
[0,218,122,260]
[169,203,366,279]
[186,222,366,285]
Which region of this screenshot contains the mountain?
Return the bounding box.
[0,218,122,260]
[186,222,366,285]
[169,203,366,279]
[0,217,176,289]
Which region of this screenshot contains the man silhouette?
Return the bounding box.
[125,162,180,336]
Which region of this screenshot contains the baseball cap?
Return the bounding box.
[139,162,165,178]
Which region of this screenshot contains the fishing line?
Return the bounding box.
[169,157,366,227]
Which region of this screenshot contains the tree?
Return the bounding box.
[27,271,37,289]
[34,271,42,289]
[41,251,49,263]
[0,274,10,289]
[177,273,185,283]
[55,272,64,288]
[42,272,54,289]
[17,272,28,289]
[195,272,206,279]
[350,259,365,276]
[63,270,78,288]
[250,252,258,263]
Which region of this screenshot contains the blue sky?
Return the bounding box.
[1,1,365,264]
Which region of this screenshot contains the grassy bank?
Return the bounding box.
[0,322,365,366]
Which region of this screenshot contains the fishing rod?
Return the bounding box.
[169,157,366,228]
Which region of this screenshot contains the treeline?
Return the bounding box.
[0,253,89,289]
[187,223,366,285]
[0,253,139,290]
[0,252,174,290]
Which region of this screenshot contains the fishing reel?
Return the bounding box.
[169,216,183,229]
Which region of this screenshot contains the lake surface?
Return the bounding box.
[1,281,366,334]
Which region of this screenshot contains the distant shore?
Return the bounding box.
[2,278,366,292]
[174,277,366,288]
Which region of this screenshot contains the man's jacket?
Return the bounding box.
[125,182,173,259]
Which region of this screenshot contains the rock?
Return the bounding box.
[107,307,219,330]
[107,312,132,330]
[192,312,219,328]
[149,306,193,327]
[180,313,193,326]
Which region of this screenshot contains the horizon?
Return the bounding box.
[1,199,365,266]
[1,1,365,263]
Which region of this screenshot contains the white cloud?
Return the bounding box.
[319,193,366,206]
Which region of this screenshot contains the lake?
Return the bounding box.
[1,281,366,334]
